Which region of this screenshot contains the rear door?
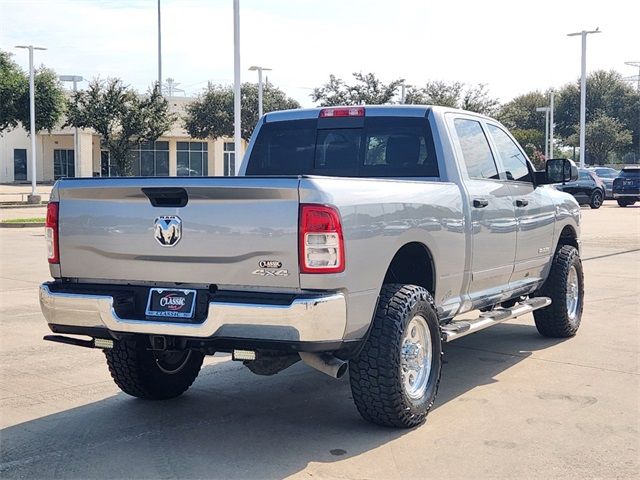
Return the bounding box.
[57,177,301,289]
[485,123,555,288]
[449,116,517,303]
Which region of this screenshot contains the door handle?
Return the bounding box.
[515,199,529,207]
[473,199,489,208]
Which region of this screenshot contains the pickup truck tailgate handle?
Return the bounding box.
[473,198,489,208]
[142,188,189,208]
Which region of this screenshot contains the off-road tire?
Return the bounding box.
[617,199,635,207]
[349,284,442,428]
[534,245,584,338]
[589,190,603,209]
[105,337,204,399]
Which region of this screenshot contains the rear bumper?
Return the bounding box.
[613,193,639,198]
[39,284,347,343]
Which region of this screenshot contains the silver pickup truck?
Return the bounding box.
[40,106,584,428]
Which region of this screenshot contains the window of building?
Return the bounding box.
[454,119,499,180]
[132,141,169,176]
[53,149,75,179]
[13,149,27,181]
[224,142,235,176]
[177,141,208,176]
[486,124,532,182]
[100,150,118,177]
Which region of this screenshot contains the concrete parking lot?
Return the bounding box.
[0,202,638,479]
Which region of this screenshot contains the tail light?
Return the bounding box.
[299,204,345,274]
[45,202,59,264]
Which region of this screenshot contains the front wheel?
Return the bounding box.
[349,284,442,428]
[534,245,584,338]
[589,190,603,209]
[105,337,204,399]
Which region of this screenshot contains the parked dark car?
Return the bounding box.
[613,166,640,207]
[589,167,619,199]
[556,168,606,209]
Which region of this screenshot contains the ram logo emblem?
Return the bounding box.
[154,216,182,247]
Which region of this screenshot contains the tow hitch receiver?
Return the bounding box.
[43,335,114,349]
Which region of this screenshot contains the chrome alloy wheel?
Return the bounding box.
[400,315,433,399]
[592,191,603,208]
[566,265,580,321]
[155,350,192,374]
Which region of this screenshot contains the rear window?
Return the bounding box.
[246,116,439,177]
[621,168,640,177]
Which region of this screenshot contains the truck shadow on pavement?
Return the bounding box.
[1,322,566,479]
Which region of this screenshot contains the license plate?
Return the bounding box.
[623,180,634,186]
[145,288,196,319]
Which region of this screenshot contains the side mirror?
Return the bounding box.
[544,158,578,184]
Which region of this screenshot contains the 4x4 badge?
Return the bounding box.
[154,216,182,247]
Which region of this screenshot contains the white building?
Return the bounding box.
[0,97,242,183]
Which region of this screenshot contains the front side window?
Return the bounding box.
[487,124,531,183]
[177,141,208,176]
[453,119,499,180]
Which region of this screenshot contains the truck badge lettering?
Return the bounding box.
[252,269,289,277]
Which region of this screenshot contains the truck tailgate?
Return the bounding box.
[56,177,300,289]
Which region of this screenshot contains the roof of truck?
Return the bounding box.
[263,105,490,123]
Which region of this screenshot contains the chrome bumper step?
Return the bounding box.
[442,297,551,342]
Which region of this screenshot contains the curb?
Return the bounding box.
[0,203,48,209]
[0,222,45,228]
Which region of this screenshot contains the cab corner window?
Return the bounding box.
[486,124,532,183]
[453,119,499,180]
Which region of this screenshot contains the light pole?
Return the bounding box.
[15,45,46,203]
[249,66,272,118]
[567,28,600,168]
[59,75,84,177]
[549,90,555,159]
[157,0,162,90]
[536,107,550,159]
[233,0,241,175]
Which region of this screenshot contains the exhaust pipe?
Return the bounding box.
[299,352,348,379]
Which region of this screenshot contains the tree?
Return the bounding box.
[184,82,300,141]
[311,72,403,106]
[555,70,640,156]
[461,84,499,116]
[0,49,65,133]
[405,81,462,107]
[497,90,551,158]
[405,81,499,115]
[582,114,632,164]
[66,79,174,176]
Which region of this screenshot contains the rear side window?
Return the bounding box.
[453,119,499,180]
[246,116,439,177]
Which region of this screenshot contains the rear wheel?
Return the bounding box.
[617,199,636,207]
[534,245,584,338]
[349,284,442,428]
[589,190,603,209]
[105,337,204,399]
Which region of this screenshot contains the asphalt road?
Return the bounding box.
[1,201,638,479]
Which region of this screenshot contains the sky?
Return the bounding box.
[1,0,638,107]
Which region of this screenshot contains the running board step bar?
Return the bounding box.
[441,297,551,342]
